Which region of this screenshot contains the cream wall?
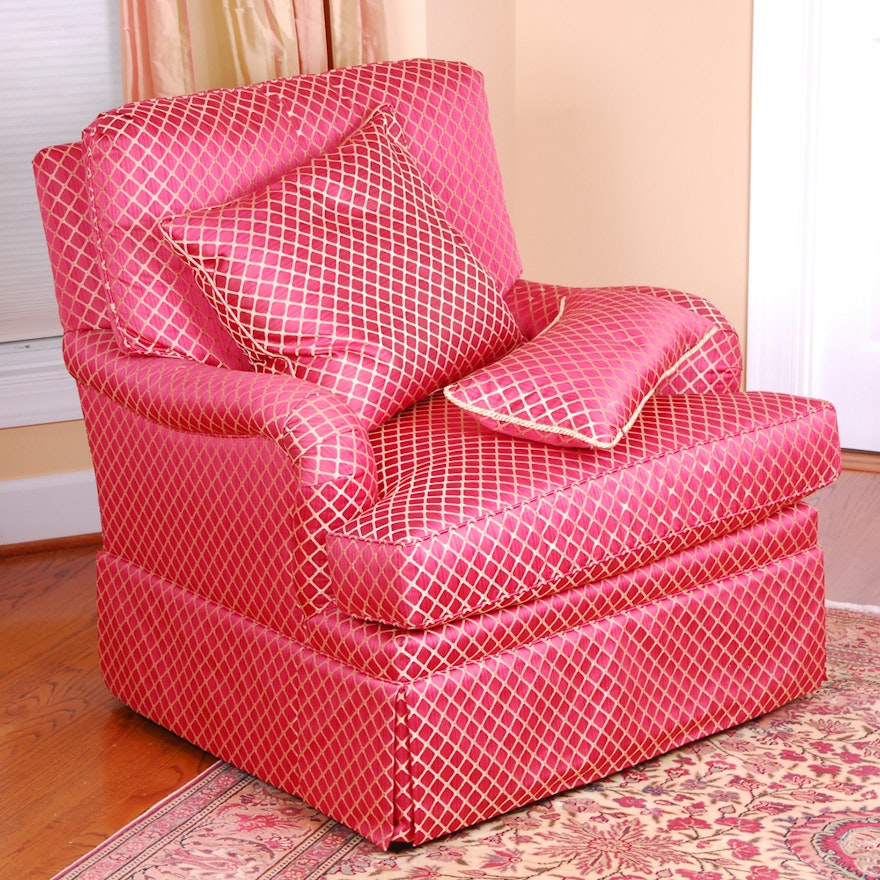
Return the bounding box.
[426,0,517,204]
[0,422,87,485]
[513,0,752,343]
[394,0,752,338]
[2,1,753,521]
[0,421,91,481]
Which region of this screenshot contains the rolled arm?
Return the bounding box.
[66,330,378,623]
[64,329,377,488]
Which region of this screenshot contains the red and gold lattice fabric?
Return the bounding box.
[161,104,522,430]
[32,58,843,848]
[80,60,521,365]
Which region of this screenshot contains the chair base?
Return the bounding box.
[97,512,826,847]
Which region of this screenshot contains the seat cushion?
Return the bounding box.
[312,501,820,680]
[325,390,840,628]
[162,105,522,429]
[444,287,716,448]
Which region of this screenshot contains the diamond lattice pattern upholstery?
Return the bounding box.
[32,59,841,848]
[160,104,522,429]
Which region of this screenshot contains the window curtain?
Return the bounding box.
[119,0,388,102]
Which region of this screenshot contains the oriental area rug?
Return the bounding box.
[53,607,880,880]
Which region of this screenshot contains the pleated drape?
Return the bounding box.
[119,0,388,102]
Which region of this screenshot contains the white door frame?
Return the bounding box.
[749,0,880,452]
[747,0,821,396]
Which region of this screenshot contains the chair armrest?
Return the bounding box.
[64,329,375,487]
[503,279,743,393]
[65,329,378,623]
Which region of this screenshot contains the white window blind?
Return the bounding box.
[0,0,122,343]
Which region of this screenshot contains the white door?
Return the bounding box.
[749,0,880,452]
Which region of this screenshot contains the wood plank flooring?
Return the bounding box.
[1,467,878,879]
[809,467,880,607]
[0,545,214,880]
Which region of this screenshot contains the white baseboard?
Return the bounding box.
[0,469,100,545]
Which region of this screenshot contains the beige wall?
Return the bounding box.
[398,0,752,338]
[514,0,752,344]
[0,420,92,481]
[5,1,752,488]
[426,0,517,202]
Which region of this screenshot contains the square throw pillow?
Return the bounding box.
[160,105,522,429]
[444,287,717,449]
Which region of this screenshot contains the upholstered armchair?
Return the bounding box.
[34,59,841,847]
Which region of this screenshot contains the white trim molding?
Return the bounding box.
[749,0,880,451]
[747,0,820,394]
[0,336,83,428]
[0,469,100,545]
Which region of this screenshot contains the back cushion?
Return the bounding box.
[161,106,523,430]
[82,59,522,367]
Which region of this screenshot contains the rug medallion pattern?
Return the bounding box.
[54,609,880,880]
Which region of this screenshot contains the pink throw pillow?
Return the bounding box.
[161,105,522,429]
[444,287,717,449]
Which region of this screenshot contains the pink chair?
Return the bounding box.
[34,59,840,847]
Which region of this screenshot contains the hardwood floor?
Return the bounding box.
[1,467,878,879]
[0,545,214,880]
[809,467,880,607]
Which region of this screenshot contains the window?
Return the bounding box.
[1,0,122,343]
[0,1,121,427]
